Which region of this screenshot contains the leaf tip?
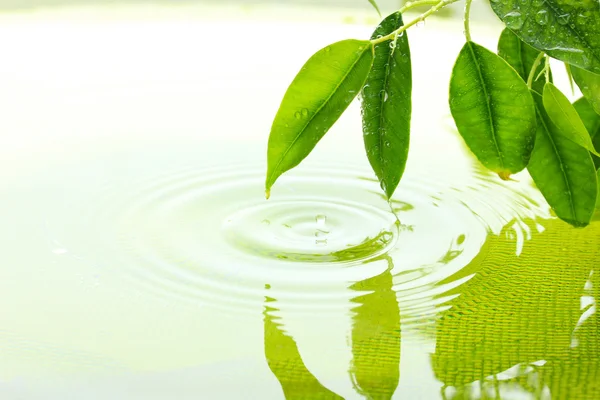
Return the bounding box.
[265,187,271,200]
[498,171,512,181]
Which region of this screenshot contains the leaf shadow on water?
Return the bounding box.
[263,256,401,399]
[432,218,600,400]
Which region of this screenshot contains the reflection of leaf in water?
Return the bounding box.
[538,269,600,399]
[263,296,343,399]
[433,218,600,397]
[349,258,401,399]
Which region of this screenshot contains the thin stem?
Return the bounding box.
[527,52,545,89]
[544,55,551,83]
[464,0,473,42]
[371,0,461,46]
[400,0,442,13]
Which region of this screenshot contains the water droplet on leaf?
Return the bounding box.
[557,14,570,25]
[504,11,524,30]
[536,10,548,25]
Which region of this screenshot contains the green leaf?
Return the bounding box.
[528,91,598,227]
[497,27,548,94]
[571,66,600,115]
[542,82,600,156]
[573,96,600,169]
[361,12,412,199]
[449,41,536,179]
[490,0,600,74]
[367,0,382,17]
[265,39,374,197]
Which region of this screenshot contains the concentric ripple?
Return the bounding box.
[97,160,549,314]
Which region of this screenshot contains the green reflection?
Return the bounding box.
[349,256,401,399]
[263,294,344,399]
[263,256,402,399]
[433,218,600,399]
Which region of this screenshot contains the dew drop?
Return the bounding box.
[301,108,309,117]
[577,14,589,25]
[532,0,544,6]
[384,91,389,102]
[294,111,301,119]
[557,14,570,25]
[504,11,524,30]
[549,24,556,33]
[261,219,271,226]
[535,10,548,25]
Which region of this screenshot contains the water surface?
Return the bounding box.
[0,4,598,399]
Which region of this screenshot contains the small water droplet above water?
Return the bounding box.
[315,214,327,227]
[315,238,328,246]
[315,229,328,238]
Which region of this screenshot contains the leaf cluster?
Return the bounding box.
[266,0,600,227]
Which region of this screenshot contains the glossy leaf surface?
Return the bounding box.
[265,39,374,196]
[490,0,600,74]
[543,82,600,156]
[528,92,597,227]
[571,66,600,115]
[449,41,536,178]
[497,28,547,94]
[574,97,600,169]
[361,12,412,199]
